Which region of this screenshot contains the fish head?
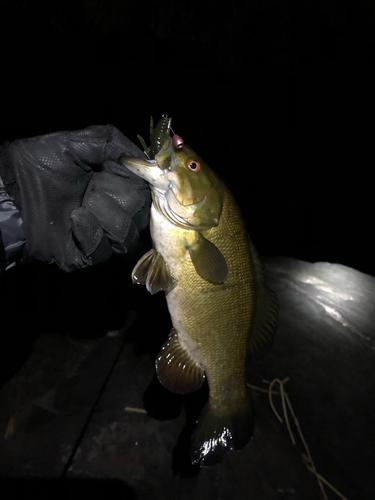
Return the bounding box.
[121,136,223,230]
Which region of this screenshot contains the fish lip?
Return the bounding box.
[120,155,156,169]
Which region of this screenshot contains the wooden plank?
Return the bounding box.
[0,330,124,477]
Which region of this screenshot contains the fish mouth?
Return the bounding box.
[121,156,170,190]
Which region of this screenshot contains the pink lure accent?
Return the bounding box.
[173,134,184,148]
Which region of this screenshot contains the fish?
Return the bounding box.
[121,119,278,466]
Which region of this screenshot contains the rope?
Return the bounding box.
[248,378,348,500]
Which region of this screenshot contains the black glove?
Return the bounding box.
[0,125,151,271]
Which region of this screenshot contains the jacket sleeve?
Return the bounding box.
[0,228,5,274]
[0,145,25,273]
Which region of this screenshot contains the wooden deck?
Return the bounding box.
[1,256,373,499]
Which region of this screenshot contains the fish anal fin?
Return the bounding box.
[131,249,176,295]
[188,233,228,283]
[155,329,205,394]
[248,284,279,360]
[191,391,254,467]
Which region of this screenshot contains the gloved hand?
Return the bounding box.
[0,125,151,271]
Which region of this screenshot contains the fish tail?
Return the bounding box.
[190,391,254,467]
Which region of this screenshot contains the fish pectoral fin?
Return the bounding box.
[187,233,228,283]
[132,249,176,295]
[247,284,279,359]
[155,329,205,394]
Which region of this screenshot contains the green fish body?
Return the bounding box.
[121,129,278,466]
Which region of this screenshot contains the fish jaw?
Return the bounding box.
[120,156,170,191]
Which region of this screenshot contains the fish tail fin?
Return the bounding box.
[190,392,254,467]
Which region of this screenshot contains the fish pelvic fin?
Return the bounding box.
[155,329,205,394]
[131,249,177,295]
[191,391,254,467]
[187,233,228,283]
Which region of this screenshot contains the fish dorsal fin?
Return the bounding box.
[243,235,279,359]
[156,329,206,394]
[248,235,265,281]
[187,233,228,283]
[245,234,278,358]
[132,249,176,295]
[247,283,279,359]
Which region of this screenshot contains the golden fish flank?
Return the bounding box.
[121,131,278,466]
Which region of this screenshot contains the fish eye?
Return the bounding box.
[187,160,200,172]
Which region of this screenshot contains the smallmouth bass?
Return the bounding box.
[121,118,278,466]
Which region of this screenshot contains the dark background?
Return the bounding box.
[1,0,374,277]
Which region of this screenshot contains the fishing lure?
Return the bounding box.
[137,114,172,159]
